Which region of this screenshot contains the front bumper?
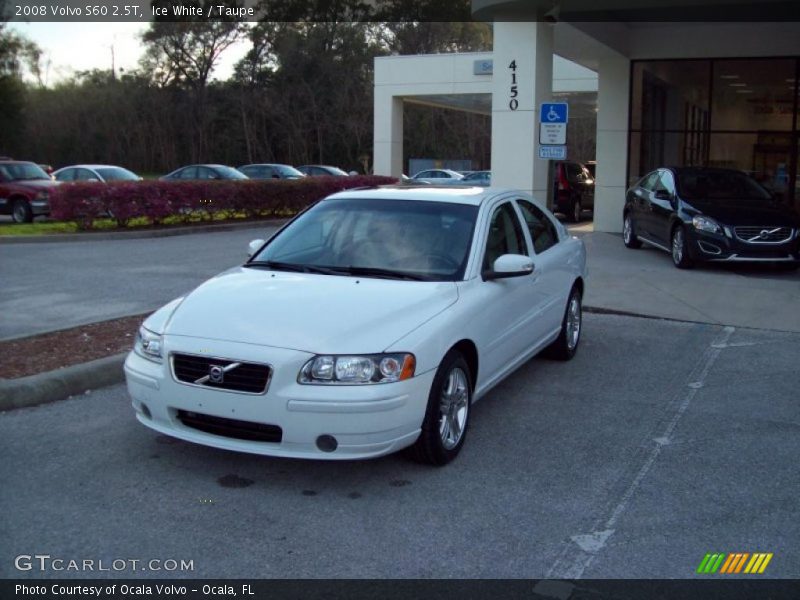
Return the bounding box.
[31,198,50,215]
[687,226,799,263]
[124,337,434,460]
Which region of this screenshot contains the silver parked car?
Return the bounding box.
[53,164,142,183]
[410,169,465,185]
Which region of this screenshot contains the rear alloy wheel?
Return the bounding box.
[671,225,694,269]
[623,214,642,249]
[408,350,471,466]
[544,286,582,361]
[11,199,33,223]
[569,200,582,223]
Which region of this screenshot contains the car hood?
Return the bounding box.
[163,267,459,354]
[4,179,60,191]
[684,199,798,227]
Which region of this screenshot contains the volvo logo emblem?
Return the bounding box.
[208,365,225,383]
[194,361,242,385]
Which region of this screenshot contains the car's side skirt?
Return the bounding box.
[473,326,561,402]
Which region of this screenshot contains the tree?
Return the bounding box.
[140,2,246,160]
[0,17,42,154]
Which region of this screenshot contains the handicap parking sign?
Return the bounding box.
[540,103,568,124]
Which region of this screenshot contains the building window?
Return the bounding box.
[629,57,799,209]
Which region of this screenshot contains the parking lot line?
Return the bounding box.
[547,326,736,578]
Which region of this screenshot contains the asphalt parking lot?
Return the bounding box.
[0,225,281,340]
[2,313,797,579]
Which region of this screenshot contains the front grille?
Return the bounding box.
[171,353,271,394]
[177,410,282,443]
[734,226,793,244]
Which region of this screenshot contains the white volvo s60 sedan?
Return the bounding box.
[124,186,587,465]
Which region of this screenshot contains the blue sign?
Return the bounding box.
[540,103,569,124]
[538,145,567,160]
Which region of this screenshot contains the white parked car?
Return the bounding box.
[124,186,587,465]
[410,168,465,185]
[53,164,142,182]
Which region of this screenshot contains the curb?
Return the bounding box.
[0,218,287,244]
[0,353,127,411]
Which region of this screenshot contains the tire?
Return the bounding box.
[568,199,582,223]
[11,199,33,223]
[407,350,472,466]
[622,213,642,249]
[671,225,694,269]
[543,285,582,361]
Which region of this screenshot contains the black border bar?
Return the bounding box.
[4,0,800,22]
[3,579,800,600]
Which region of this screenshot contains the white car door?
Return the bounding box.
[514,197,573,340]
[467,199,539,384]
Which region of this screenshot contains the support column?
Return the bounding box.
[491,21,554,199]
[593,53,630,233]
[373,91,403,177]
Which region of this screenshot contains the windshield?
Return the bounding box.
[324,166,349,176]
[96,167,139,181]
[251,198,478,281]
[276,165,304,177]
[677,169,772,202]
[465,172,489,181]
[216,166,249,180]
[0,162,50,181]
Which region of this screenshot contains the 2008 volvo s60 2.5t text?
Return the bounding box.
[124,186,587,465]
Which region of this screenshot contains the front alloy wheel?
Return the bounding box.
[408,350,472,465]
[544,285,582,360]
[623,214,642,248]
[439,367,469,450]
[671,226,693,269]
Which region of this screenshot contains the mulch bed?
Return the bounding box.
[0,314,149,379]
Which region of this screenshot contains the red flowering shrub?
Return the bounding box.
[48,176,398,229]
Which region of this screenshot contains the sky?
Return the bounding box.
[9,22,251,85]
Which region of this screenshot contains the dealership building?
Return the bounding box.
[373,0,800,232]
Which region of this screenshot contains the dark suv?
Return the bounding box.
[0,160,60,222]
[552,161,595,223]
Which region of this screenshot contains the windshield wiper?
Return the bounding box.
[245,261,339,275]
[329,265,434,281]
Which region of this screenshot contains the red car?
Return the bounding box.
[0,160,60,222]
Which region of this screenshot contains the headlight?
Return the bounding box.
[35,191,49,201]
[692,215,722,234]
[134,326,163,363]
[299,353,415,384]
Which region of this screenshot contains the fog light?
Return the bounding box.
[698,241,722,255]
[316,435,338,453]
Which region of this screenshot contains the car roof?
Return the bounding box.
[416,168,461,174]
[239,163,295,169]
[55,164,128,170]
[326,185,520,206]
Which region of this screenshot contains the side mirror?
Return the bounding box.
[247,239,265,257]
[482,254,534,281]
